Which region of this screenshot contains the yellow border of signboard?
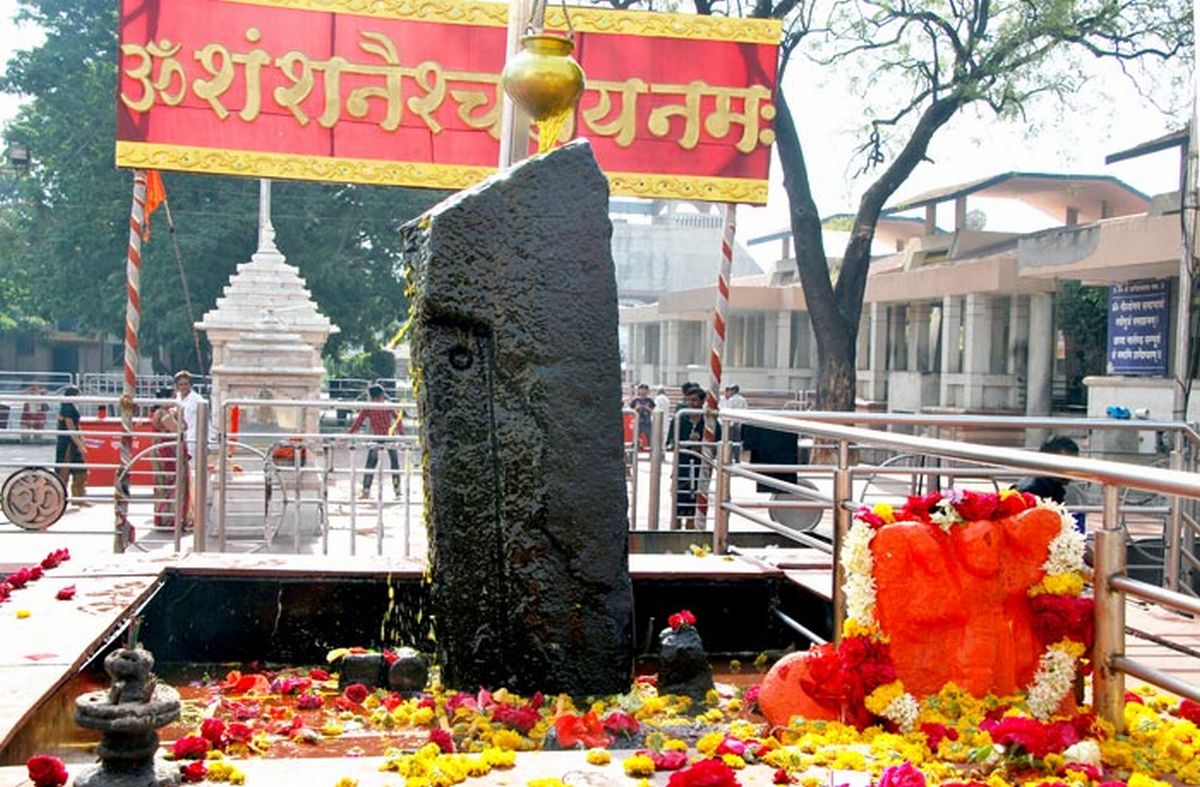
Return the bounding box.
[224,0,782,44]
[116,140,770,203]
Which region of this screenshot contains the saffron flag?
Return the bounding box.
[143,170,166,240]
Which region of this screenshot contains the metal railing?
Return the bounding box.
[705,408,1200,730]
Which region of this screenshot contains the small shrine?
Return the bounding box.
[197,180,337,436]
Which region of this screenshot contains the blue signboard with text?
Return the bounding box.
[1107,279,1170,376]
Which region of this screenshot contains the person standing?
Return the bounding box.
[348,384,403,499]
[666,386,718,528]
[174,370,206,526]
[628,383,656,451]
[149,388,187,529]
[723,384,748,459]
[55,385,89,506]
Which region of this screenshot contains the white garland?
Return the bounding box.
[880,692,920,733]
[1024,645,1079,720]
[841,519,878,627]
[1039,500,1087,577]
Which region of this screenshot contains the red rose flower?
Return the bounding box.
[879,762,927,787]
[995,492,1030,518]
[200,718,227,748]
[1029,595,1094,649]
[649,749,689,770]
[429,728,454,753]
[6,568,31,589]
[901,493,944,523]
[492,703,540,734]
[55,585,76,601]
[742,684,760,709]
[382,649,399,665]
[666,758,741,787]
[955,491,999,521]
[602,710,640,738]
[920,722,958,751]
[342,683,370,704]
[714,737,746,757]
[854,507,887,528]
[28,565,43,581]
[171,736,210,760]
[773,769,794,785]
[296,691,323,710]
[180,760,207,783]
[0,582,10,602]
[530,691,545,710]
[26,754,68,787]
[668,610,697,630]
[308,668,331,681]
[1179,699,1200,725]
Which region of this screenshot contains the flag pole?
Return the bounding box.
[115,170,146,552]
[695,203,736,527]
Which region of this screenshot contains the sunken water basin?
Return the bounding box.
[3,548,829,765]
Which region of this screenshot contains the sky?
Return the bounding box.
[0,0,1189,264]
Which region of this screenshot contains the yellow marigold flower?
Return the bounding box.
[637,780,652,787]
[705,688,721,706]
[322,722,345,736]
[985,772,1012,787]
[205,750,226,761]
[663,737,689,751]
[480,747,516,769]
[1028,573,1085,597]
[842,618,880,640]
[754,652,769,670]
[696,732,724,756]
[527,779,567,787]
[865,681,906,716]
[363,694,381,709]
[623,755,656,778]
[1043,753,1066,772]
[334,779,359,787]
[490,729,525,751]
[872,502,895,522]
[464,758,491,777]
[585,748,611,765]
[411,707,435,726]
[721,754,746,770]
[1128,774,1171,787]
[800,776,823,787]
[831,749,867,771]
[406,777,431,787]
[701,708,724,724]
[1052,639,1086,659]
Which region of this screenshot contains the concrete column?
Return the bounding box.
[961,294,993,409]
[627,325,639,385]
[1009,296,1030,409]
[663,320,680,380]
[909,302,931,372]
[1026,293,1055,445]
[864,302,889,401]
[774,312,791,376]
[955,197,968,231]
[940,295,962,406]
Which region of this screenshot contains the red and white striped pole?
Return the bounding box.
[695,203,736,525]
[115,170,146,552]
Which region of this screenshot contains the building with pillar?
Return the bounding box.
[621,171,1192,433]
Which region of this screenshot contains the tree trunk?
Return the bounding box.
[816,324,857,411]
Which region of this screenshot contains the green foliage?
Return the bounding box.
[0,0,446,371]
[1056,280,1108,403]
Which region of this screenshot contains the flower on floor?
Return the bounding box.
[55,585,76,601]
[26,754,68,787]
[668,609,697,630]
[666,758,741,787]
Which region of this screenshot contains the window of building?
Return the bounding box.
[789,312,812,369]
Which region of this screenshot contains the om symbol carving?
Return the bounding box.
[1,467,67,530]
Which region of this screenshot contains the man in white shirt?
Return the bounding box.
[174,370,206,460]
[725,385,748,410]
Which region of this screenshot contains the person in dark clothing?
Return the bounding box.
[1014,436,1080,504]
[666,387,719,528]
[55,386,89,506]
[741,424,818,530]
[629,383,655,451]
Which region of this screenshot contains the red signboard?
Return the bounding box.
[116,0,780,203]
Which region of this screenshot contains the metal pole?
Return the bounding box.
[1167,430,1184,591]
[349,442,358,556]
[215,404,227,553]
[1093,483,1127,732]
[116,170,147,553]
[377,442,388,556]
[647,409,664,531]
[831,438,852,643]
[629,436,640,528]
[193,400,209,552]
[322,442,332,556]
[670,410,682,530]
[293,447,302,554]
[498,0,536,168]
[403,446,413,558]
[173,421,185,553]
[712,425,732,555]
[375,443,384,549]
[698,204,737,526]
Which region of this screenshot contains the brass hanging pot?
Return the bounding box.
[500,32,585,122]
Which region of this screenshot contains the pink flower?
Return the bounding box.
[602,710,640,738]
[878,762,926,787]
[54,585,75,601]
[26,755,68,787]
[492,703,540,734]
[666,758,741,787]
[296,691,324,710]
[649,749,689,771]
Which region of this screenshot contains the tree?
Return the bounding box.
[0,0,446,374]
[606,0,1191,409]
